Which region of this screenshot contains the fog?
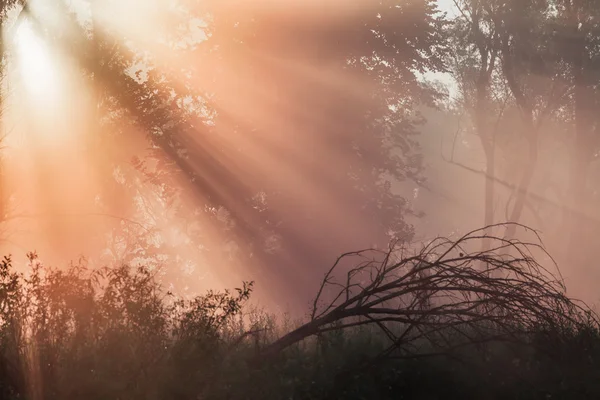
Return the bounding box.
[0,0,598,314]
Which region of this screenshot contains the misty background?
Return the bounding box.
[0,0,597,312]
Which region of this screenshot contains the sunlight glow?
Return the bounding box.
[14,19,58,97]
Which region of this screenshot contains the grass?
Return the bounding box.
[0,234,598,399]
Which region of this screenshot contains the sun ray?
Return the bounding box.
[13,18,59,98]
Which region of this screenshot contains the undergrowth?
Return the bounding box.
[0,245,597,399]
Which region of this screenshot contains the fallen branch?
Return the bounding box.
[254,223,596,365]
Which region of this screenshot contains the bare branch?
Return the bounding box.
[255,223,596,365]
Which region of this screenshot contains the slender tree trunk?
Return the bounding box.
[500,29,540,242]
[483,154,495,228]
[475,74,496,252]
[480,137,496,253]
[504,128,538,241]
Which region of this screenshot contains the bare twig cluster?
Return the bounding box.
[258,223,597,362]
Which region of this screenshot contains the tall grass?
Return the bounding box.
[0,228,598,399]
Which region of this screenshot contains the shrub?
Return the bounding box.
[0,224,598,399]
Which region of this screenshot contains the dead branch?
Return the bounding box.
[254,223,596,365]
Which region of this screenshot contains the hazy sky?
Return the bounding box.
[437,0,458,16]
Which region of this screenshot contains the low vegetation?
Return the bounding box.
[0,224,598,400]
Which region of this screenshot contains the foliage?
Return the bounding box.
[444,0,600,289]
[0,252,254,399]
[175,0,449,267]
[35,0,451,297]
[0,228,598,399]
[0,1,450,298]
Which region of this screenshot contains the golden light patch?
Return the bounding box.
[14,19,59,98]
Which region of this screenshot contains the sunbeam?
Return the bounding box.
[13,18,58,98]
[0,0,595,327]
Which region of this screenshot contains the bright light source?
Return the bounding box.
[14,19,58,97]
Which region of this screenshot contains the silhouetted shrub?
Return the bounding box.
[0,226,598,399]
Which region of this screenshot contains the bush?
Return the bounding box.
[0,225,599,399]
[0,252,256,400]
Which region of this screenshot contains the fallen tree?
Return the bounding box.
[255,223,597,365]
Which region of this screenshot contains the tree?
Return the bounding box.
[549,0,600,266]
[447,0,570,245]
[16,1,447,300]
[155,0,448,299]
[3,0,447,303]
[255,223,593,364]
[494,0,570,240]
[445,0,503,249]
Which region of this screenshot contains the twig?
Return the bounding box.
[254,223,596,367]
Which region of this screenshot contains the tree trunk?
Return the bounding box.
[474,47,497,253]
[504,124,538,241]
